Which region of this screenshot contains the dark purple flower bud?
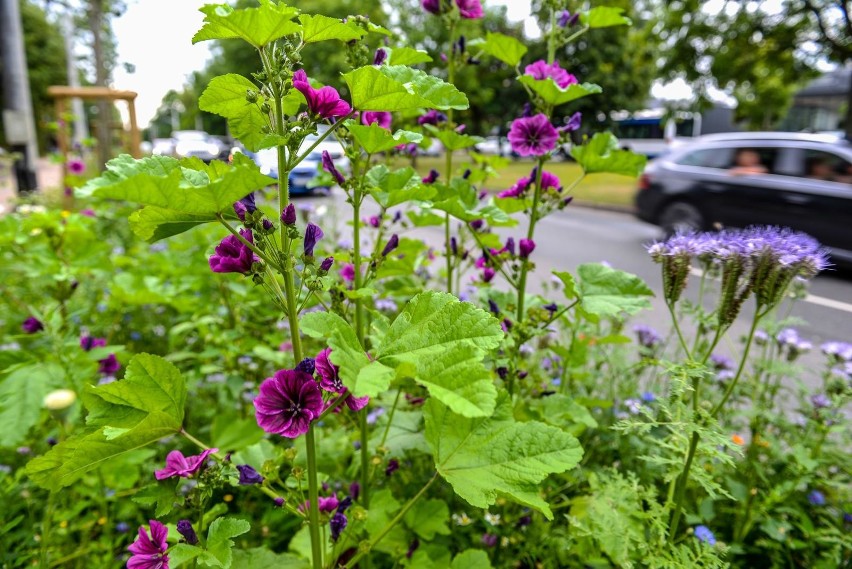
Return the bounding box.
[488,299,499,315]
[237,464,264,485]
[517,370,528,379]
[274,497,285,507]
[496,367,508,379]
[320,256,334,272]
[304,223,324,257]
[505,237,516,256]
[563,111,582,132]
[385,458,400,477]
[322,150,346,185]
[502,318,513,330]
[262,219,274,232]
[337,496,353,513]
[422,0,441,14]
[522,102,533,118]
[330,512,348,541]
[519,238,536,258]
[393,210,402,223]
[563,196,574,206]
[462,169,472,179]
[98,354,120,375]
[296,357,316,375]
[422,169,439,184]
[557,10,572,27]
[456,35,466,54]
[417,110,447,126]
[483,267,496,282]
[80,335,106,351]
[367,215,381,228]
[373,48,388,66]
[177,520,199,545]
[469,219,484,231]
[481,533,498,547]
[516,515,532,527]
[22,317,44,334]
[382,234,399,257]
[406,538,420,558]
[281,204,296,225]
[451,237,458,256]
[47,436,58,446]
[233,201,248,221]
[349,481,361,501]
[239,192,257,214]
[543,303,558,314]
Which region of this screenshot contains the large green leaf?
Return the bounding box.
[343,65,468,111]
[199,74,270,152]
[404,498,450,540]
[231,549,310,569]
[193,1,301,48]
[380,66,468,111]
[410,345,497,417]
[345,122,423,154]
[81,154,274,214]
[518,76,602,107]
[203,517,251,568]
[478,32,528,67]
[576,263,654,318]
[299,14,364,43]
[0,362,64,447]
[424,124,482,151]
[365,165,434,208]
[129,207,217,243]
[424,392,583,519]
[582,6,632,28]
[452,550,493,569]
[570,132,647,177]
[386,47,432,65]
[26,354,187,490]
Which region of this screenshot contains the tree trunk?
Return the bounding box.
[89,0,111,170]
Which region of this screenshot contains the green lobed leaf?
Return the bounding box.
[365,165,435,208]
[570,132,647,177]
[203,517,251,568]
[478,32,528,67]
[424,391,583,519]
[380,66,469,111]
[424,124,482,151]
[581,6,632,28]
[129,207,217,243]
[345,121,423,154]
[231,548,310,569]
[169,544,203,568]
[199,74,271,152]
[576,263,653,318]
[552,270,578,300]
[343,65,468,112]
[299,14,365,43]
[518,75,602,107]
[0,362,64,447]
[193,1,301,48]
[386,46,432,65]
[404,498,451,540]
[81,153,274,214]
[452,550,493,569]
[25,354,187,490]
[410,345,497,417]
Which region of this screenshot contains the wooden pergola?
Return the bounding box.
[48,86,141,182]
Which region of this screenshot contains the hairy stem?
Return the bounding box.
[515,157,546,327]
[444,20,457,294]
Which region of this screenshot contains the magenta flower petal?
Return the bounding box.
[362,111,392,129]
[507,114,559,157]
[154,448,217,480]
[455,0,484,19]
[293,70,351,119]
[524,60,578,89]
[209,229,259,274]
[254,370,323,438]
[127,520,169,569]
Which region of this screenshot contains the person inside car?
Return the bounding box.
[729,149,768,176]
[806,157,835,181]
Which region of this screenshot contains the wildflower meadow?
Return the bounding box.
[0,1,849,568]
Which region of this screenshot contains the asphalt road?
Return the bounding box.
[301,190,852,390]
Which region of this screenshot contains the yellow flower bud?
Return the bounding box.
[44,389,77,410]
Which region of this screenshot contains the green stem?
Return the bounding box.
[666,300,692,360]
[379,388,403,449]
[291,111,355,167]
[711,307,764,417]
[515,157,546,326]
[304,428,324,569]
[342,474,438,569]
[444,21,457,295]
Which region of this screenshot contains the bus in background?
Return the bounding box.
[610,109,702,157]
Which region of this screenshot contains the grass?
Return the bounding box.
[397,155,639,208]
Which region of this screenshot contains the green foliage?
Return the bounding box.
[518,76,603,107]
[424,391,583,518]
[0,362,64,447]
[571,132,647,177]
[298,14,365,44]
[170,517,251,568]
[582,6,632,28]
[345,122,423,154]
[193,1,301,48]
[343,66,469,112]
[26,354,187,490]
[478,32,528,67]
[574,263,654,319]
[198,74,274,152]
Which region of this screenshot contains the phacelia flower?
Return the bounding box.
[422,169,439,184]
[254,369,324,438]
[209,229,259,274]
[456,0,483,19]
[694,525,716,545]
[808,490,826,506]
[22,317,43,334]
[330,512,347,541]
[237,464,264,485]
[292,69,351,119]
[127,520,169,569]
[811,393,831,409]
[315,348,369,411]
[519,239,536,258]
[362,111,392,130]
[176,519,199,545]
[524,60,578,89]
[281,204,296,225]
[154,448,218,480]
[382,234,399,257]
[322,151,345,185]
[303,223,324,257]
[633,324,662,349]
[80,335,107,351]
[418,110,447,125]
[67,158,86,175]
[98,354,121,375]
[508,114,559,157]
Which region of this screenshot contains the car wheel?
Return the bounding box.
[658,201,704,235]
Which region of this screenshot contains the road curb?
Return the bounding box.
[571,200,635,215]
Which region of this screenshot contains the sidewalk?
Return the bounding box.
[0,157,62,214]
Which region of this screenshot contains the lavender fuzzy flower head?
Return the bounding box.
[693,525,716,545]
[776,328,812,359]
[821,341,852,362]
[633,324,662,350]
[807,489,826,506]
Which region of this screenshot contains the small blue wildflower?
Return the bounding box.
[807,490,826,506]
[694,525,716,545]
[641,391,656,403]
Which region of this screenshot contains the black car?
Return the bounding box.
[634,132,852,263]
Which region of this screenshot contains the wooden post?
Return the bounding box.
[127,96,140,158]
[55,97,68,186]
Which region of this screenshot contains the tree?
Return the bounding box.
[0,0,67,154]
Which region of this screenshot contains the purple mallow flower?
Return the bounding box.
[67,158,86,175]
[330,512,347,541]
[127,520,169,569]
[301,495,339,514]
[209,229,259,274]
[558,10,580,27]
[519,239,535,258]
[176,519,199,545]
[154,448,218,480]
[22,317,43,334]
[254,369,324,438]
[281,204,296,225]
[362,111,392,130]
[98,353,121,375]
[293,69,351,119]
[562,111,582,132]
[237,464,264,485]
[322,151,345,185]
[303,223,324,257]
[694,525,716,545]
[316,348,369,411]
[508,114,559,157]
[456,0,483,18]
[80,335,107,351]
[341,264,356,282]
[422,169,439,184]
[524,60,578,89]
[418,110,447,125]
[421,0,440,14]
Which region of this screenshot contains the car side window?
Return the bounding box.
[796,150,852,184]
[674,147,734,169]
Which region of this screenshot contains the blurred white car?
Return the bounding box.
[151,138,176,156]
[173,130,221,162]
